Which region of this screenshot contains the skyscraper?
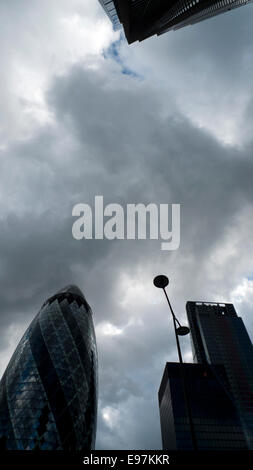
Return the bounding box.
[0,285,98,451]
[99,0,121,30]
[99,0,253,44]
[158,300,253,450]
[159,362,247,450]
[186,301,253,449]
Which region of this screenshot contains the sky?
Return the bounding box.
[1,0,253,450]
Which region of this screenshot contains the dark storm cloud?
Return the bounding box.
[47,63,253,258]
[118,6,253,148]
[1,1,253,450]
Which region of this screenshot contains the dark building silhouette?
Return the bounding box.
[159,362,247,449]
[99,0,253,44]
[0,285,98,450]
[159,301,253,449]
[186,301,253,449]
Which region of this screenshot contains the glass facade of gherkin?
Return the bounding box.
[0,285,98,451]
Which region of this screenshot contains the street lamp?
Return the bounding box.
[153,275,197,450]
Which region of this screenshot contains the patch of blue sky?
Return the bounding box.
[103,37,143,79]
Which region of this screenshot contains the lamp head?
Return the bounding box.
[176,325,190,336]
[153,275,169,289]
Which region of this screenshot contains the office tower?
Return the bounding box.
[0,285,98,450]
[186,301,253,449]
[99,0,253,44]
[159,362,247,450]
[99,0,121,30]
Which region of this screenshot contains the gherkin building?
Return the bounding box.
[0,285,98,451]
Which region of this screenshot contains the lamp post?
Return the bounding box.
[153,275,198,450]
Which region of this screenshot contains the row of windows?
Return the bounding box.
[175,417,240,425]
[176,423,244,432]
[176,0,252,29]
